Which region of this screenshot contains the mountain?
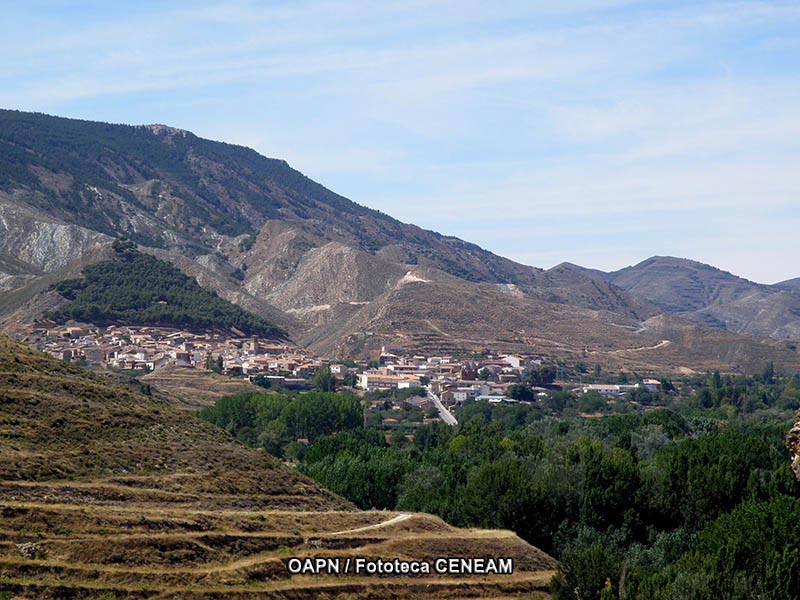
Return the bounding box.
[0,335,556,597]
[606,257,800,340]
[778,277,800,290]
[1,109,799,374]
[0,109,539,285]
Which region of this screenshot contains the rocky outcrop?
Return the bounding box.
[0,197,110,272]
[787,415,800,478]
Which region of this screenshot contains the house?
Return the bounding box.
[386,364,420,374]
[293,363,322,378]
[398,378,424,389]
[498,372,521,383]
[244,336,260,353]
[476,395,515,403]
[240,361,260,374]
[580,384,622,396]
[502,355,524,369]
[82,346,106,365]
[357,373,422,391]
[441,387,478,405]
[460,361,478,380]
[642,379,661,392]
[404,395,430,409]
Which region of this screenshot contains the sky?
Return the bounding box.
[2,0,799,283]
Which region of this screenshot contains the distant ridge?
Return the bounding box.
[604,256,800,339]
[777,277,800,289]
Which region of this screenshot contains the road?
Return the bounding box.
[427,389,458,427]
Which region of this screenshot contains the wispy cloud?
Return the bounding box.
[2,0,800,281]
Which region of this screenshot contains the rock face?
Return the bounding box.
[0,199,110,273]
[1,109,799,371]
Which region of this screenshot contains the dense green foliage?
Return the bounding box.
[48,242,285,338]
[202,372,800,598]
[311,367,337,392]
[197,391,362,458]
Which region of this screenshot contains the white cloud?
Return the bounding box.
[2,0,800,281]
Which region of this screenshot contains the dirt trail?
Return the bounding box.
[587,339,671,355]
[329,513,412,535]
[611,339,671,353]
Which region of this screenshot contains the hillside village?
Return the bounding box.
[18,324,661,422]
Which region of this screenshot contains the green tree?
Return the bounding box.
[478,367,494,381]
[342,371,357,387]
[312,367,337,392]
[526,366,557,386]
[551,544,621,600]
[507,383,534,402]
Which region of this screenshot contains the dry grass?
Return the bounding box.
[0,336,556,598]
[141,366,264,411]
[0,502,556,597]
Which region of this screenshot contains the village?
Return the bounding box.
[21,324,663,429]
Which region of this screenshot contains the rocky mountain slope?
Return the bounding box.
[603,257,800,340]
[0,336,556,598]
[1,110,799,373]
[778,277,800,290]
[0,109,539,285]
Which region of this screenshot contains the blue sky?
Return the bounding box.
[2,1,799,283]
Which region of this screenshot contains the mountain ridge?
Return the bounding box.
[601,256,800,340]
[0,108,541,286]
[1,109,799,373]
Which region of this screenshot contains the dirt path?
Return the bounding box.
[610,339,671,353]
[329,513,412,535]
[586,339,671,355]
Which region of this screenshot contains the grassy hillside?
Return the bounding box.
[140,365,264,411]
[0,334,338,508]
[47,240,286,338]
[0,335,557,598]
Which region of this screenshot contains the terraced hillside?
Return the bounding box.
[0,336,556,598]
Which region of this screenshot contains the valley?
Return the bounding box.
[2,110,800,599]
